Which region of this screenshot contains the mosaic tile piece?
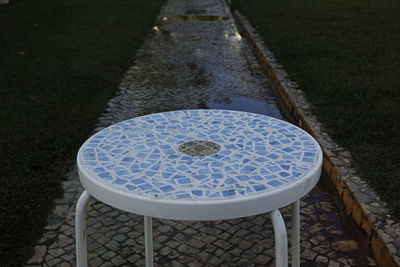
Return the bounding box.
[79,110,320,200]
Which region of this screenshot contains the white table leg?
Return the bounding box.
[75,190,92,267]
[270,210,288,267]
[144,216,154,267]
[291,200,300,267]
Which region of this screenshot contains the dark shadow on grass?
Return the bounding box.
[231,0,400,219]
[0,0,165,264]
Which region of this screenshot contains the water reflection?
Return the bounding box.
[107,0,285,123]
[224,31,242,41]
[206,96,283,119]
[158,15,229,24]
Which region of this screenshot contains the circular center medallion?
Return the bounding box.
[179,140,220,156]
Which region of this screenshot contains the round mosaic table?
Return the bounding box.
[76,109,322,267]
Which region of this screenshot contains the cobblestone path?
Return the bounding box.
[27,0,377,266]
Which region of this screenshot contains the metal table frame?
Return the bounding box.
[76,193,300,267]
[75,110,322,267]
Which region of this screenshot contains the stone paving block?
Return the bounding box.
[315,255,329,265]
[101,251,116,261]
[254,254,272,265]
[61,254,75,263]
[302,249,317,261]
[46,258,62,266]
[186,239,205,249]
[110,255,126,265]
[99,262,114,267]
[171,260,184,267]
[125,239,136,247]
[104,240,120,251]
[27,246,47,264]
[89,257,103,266]
[58,234,74,248]
[214,239,231,250]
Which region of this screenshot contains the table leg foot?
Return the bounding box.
[291,200,300,267]
[75,190,92,267]
[270,209,288,267]
[144,216,153,267]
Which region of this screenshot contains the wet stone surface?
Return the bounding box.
[27,0,378,266]
[102,0,284,123]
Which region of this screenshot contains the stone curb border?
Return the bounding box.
[229,7,400,267]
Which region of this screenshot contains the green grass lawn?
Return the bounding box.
[232,0,400,216]
[0,0,164,264]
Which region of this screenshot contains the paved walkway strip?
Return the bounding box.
[27,0,378,266]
